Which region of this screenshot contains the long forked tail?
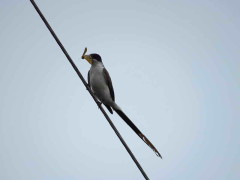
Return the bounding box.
[112,105,162,158]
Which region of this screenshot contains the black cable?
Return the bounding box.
[29,0,150,179]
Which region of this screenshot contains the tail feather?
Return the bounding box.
[113,106,162,158]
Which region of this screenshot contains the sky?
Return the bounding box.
[0,0,239,179]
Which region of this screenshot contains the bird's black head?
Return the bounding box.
[90,53,102,62]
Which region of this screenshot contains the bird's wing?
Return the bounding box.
[103,68,115,101]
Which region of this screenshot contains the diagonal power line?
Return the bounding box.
[29,0,150,179]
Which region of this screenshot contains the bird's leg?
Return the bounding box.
[90,93,102,108]
[89,91,101,108]
[86,84,91,90]
[96,100,102,108]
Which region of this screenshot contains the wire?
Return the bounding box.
[29,0,150,179]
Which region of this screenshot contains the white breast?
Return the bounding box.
[89,64,113,105]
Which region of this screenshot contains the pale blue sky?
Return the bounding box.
[0,0,239,179]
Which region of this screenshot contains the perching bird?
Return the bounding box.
[82,53,162,158]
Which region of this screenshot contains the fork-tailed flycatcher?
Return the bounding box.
[82,52,162,158]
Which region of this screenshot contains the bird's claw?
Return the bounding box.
[86,84,90,90]
[96,101,102,108]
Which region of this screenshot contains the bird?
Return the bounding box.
[82,52,162,158]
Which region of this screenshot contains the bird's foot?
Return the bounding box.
[96,101,102,108]
[86,84,90,90]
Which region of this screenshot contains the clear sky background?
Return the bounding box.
[0,0,239,180]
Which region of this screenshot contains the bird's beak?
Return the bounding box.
[82,54,93,64]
